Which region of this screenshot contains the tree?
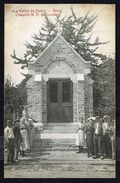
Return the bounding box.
[93,57,115,119]
[11,8,108,69]
[4,76,28,124]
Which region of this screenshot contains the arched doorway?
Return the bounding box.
[47,79,73,122]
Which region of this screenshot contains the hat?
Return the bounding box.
[28,118,32,122]
[87,117,96,121]
[103,115,109,119]
[14,118,20,124]
[6,119,12,125]
[20,117,25,123]
[95,116,100,120]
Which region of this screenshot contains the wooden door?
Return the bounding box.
[47,79,73,122]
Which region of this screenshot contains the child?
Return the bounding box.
[4,120,15,164]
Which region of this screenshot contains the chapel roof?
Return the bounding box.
[29,34,90,65]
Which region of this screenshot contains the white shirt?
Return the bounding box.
[94,123,99,134]
[4,126,14,141]
[102,122,108,135]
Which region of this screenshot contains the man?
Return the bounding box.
[93,116,103,159]
[85,118,94,158]
[4,120,15,164]
[109,120,115,159]
[102,115,111,158]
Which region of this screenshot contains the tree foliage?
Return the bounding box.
[4,76,27,123]
[11,8,108,69]
[93,57,115,118]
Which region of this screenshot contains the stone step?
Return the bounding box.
[32,138,86,151]
[44,123,78,129]
[30,147,78,152]
[45,123,77,126]
[40,133,77,139]
[42,130,76,133]
[34,139,76,145]
[43,127,77,131]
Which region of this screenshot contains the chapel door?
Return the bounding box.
[47,79,73,122]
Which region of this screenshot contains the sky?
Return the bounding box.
[5,4,115,85]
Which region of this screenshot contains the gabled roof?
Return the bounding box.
[29,34,90,65]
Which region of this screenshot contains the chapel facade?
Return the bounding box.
[27,34,93,129]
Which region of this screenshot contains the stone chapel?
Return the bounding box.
[27,34,93,133]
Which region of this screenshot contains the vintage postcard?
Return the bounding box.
[4,3,115,178]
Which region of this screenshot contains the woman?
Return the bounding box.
[76,118,85,153]
[13,119,22,161]
[27,119,35,147]
[85,119,94,158]
[19,117,30,157]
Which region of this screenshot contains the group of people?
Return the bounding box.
[76,115,116,160]
[4,106,35,164]
[4,107,116,164]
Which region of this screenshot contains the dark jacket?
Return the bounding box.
[13,126,22,142]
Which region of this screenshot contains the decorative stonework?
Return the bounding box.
[27,34,93,128]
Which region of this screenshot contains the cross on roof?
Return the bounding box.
[57,21,61,35]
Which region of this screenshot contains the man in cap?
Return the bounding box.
[109,120,116,160]
[4,119,15,164]
[102,115,111,158]
[93,116,103,159]
[85,118,94,158]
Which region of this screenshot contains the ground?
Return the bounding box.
[4,150,115,178]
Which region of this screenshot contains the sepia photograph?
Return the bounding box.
[4,3,115,178]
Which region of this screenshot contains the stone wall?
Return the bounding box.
[73,82,78,122]
[27,77,42,123]
[42,79,47,124]
[78,81,85,121]
[84,76,93,119]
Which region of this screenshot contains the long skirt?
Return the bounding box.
[76,130,84,146]
[20,129,30,151]
[29,127,35,147]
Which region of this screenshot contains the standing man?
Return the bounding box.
[109,120,116,160]
[102,115,111,158]
[4,120,15,164]
[85,118,94,158]
[93,116,103,159]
